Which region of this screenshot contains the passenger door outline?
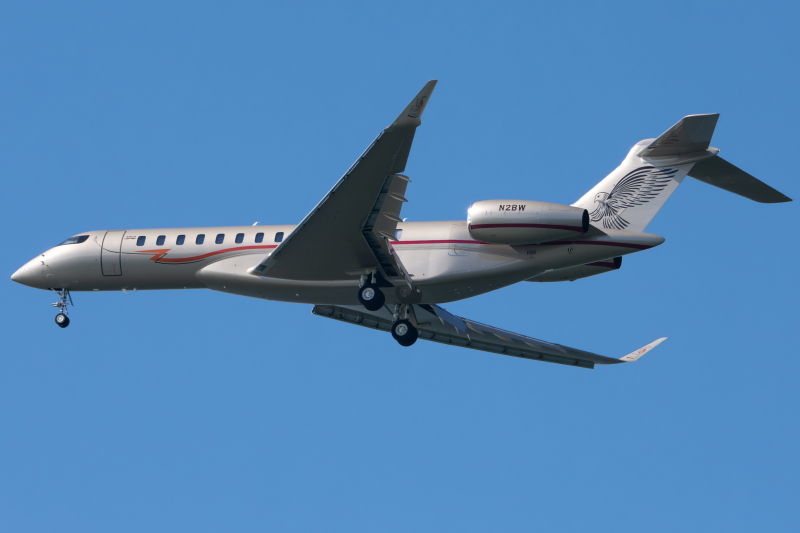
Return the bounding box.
[101,230,125,276]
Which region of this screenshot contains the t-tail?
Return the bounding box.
[572,114,792,232]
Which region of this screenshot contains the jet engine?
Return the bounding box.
[468,200,589,245]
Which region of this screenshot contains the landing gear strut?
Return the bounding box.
[391,304,418,347]
[52,288,73,328]
[358,271,385,311]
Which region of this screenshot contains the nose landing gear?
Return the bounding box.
[51,288,73,328]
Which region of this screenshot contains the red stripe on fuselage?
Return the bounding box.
[393,239,653,250]
[470,223,585,232]
[393,240,495,245]
[544,240,653,250]
[133,239,649,265]
[135,245,277,263]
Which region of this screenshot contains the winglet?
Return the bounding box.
[390,80,438,129]
[619,337,667,362]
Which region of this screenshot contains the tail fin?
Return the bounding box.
[573,114,720,232]
[573,114,791,232]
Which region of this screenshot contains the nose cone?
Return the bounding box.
[11,259,45,289]
[12,262,31,286]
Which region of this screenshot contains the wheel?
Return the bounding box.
[55,313,70,328]
[391,319,418,347]
[358,283,385,311]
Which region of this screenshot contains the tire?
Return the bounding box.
[391,319,418,347]
[358,284,385,311]
[55,313,70,328]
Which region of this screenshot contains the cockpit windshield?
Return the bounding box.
[59,235,90,245]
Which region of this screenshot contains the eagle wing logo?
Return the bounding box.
[407,96,426,118]
[589,166,678,229]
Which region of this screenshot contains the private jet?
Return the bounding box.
[11,81,791,369]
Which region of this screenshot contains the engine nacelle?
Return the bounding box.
[468,200,589,245]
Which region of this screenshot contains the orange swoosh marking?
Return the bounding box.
[135,245,277,263]
[137,249,171,261]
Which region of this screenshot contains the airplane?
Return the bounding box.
[10,81,792,369]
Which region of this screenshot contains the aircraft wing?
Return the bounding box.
[250,81,438,282]
[312,304,666,369]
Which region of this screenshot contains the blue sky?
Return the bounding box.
[2,1,798,531]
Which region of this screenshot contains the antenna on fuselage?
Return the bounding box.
[252,222,259,226]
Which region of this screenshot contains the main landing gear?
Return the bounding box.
[356,272,418,347]
[358,271,385,312]
[52,288,73,328]
[391,304,418,347]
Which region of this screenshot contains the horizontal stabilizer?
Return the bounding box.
[619,337,667,362]
[638,114,719,158]
[688,155,792,203]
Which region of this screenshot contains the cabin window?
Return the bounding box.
[275,232,284,243]
[196,234,205,245]
[255,232,264,243]
[136,236,146,246]
[58,235,90,245]
[216,234,225,244]
[235,233,244,244]
[156,235,166,246]
[176,235,185,245]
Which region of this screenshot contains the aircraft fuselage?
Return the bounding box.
[12,221,663,306]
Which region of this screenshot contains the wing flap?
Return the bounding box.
[361,173,411,280]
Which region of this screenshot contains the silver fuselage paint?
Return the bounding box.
[12,221,663,306]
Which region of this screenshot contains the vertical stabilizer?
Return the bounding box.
[572,148,691,232]
[573,114,721,232]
